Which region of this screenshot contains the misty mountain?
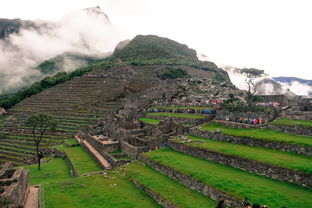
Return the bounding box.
[273,77,312,86]
[0,6,119,95]
[273,77,312,97]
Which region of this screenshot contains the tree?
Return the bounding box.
[25,113,56,170]
[240,68,264,105]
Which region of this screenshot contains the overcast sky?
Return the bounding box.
[1,0,311,79]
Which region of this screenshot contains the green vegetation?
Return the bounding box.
[143,148,312,208]
[271,118,312,128]
[0,58,115,109]
[113,35,227,83]
[157,68,189,80]
[63,146,101,175]
[0,114,8,125]
[25,113,57,170]
[201,122,312,146]
[182,135,312,173]
[43,173,161,208]
[25,157,71,185]
[127,163,216,208]
[36,53,98,74]
[147,112,206,119]
[138,117,160,125]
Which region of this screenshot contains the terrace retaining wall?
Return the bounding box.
[170,141,312,189]
[64,152,78,177]
[268,124,312,137]
[139,155,241,208]
[189,129,312,157]
[131,178,177,208]
[145,115,214,125]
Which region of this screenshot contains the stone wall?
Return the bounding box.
[79,132,120,153]
[121,141,148,159]
[64,152,78,177]
[259,95,289,106]
[268,124,312,137]
[1,167,28,208]
[131,178,177,208]
[189,129,312,157]
[170,141,312,189]
[139,155,241,208]
[215,110,275,124]
[145,115,214,125]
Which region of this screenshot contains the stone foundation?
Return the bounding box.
[189,129,312,157]
[170,141,312,189]
[0,163,28,208]
[139,155,241,208]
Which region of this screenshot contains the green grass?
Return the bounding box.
[143,148,312,208]
[271,118,312,128]
[146,112,206,119]
[63,146,101,175]
[43,172,161,208]
[0,114,8,125]
[201,122,312,146]
[24,157,71,185]
[182,135,312,174]
[127,162,216,208]
[149,106,213,110]
[138,117,160,125]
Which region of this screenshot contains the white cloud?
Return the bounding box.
[0,7,124,94]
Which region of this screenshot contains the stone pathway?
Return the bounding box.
[24,186,39,208]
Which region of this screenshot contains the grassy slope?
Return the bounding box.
[127,163,216,208]
[63,146,101,175]
[147,112,206,119]
[43,172,161,208]
[184,135,312,174]
[143,148,312,208]
[201,122,312,146]
[271,118,312,128]
[25,157,71,185]
[138,117,160,125]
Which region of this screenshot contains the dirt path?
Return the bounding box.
[24,186,39,208]
[82,140,111,169]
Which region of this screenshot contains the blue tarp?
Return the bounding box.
[202,109,213,114]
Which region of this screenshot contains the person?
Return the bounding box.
[242,197,250,207]
[252,203,261,208]
[215,199,225,208]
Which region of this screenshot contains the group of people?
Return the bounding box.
[238,117,265,125]
[215,198,288,208]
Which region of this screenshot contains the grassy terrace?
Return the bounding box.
[201,122,312,146]
[143,148,312,208]
[149,106,213,110]
[138,117,160,125]
[0,114,8,125]
[127,163,216,208]
[43,173,161,208]
[271,118,312,128]
[26,158,160,208]
[62,146,101,175]
[25,157,71,185]
[179,135,312,174]
[146,112,206,119]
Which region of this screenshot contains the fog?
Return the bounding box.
[219,65,311,97]
[0,7,123,94]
